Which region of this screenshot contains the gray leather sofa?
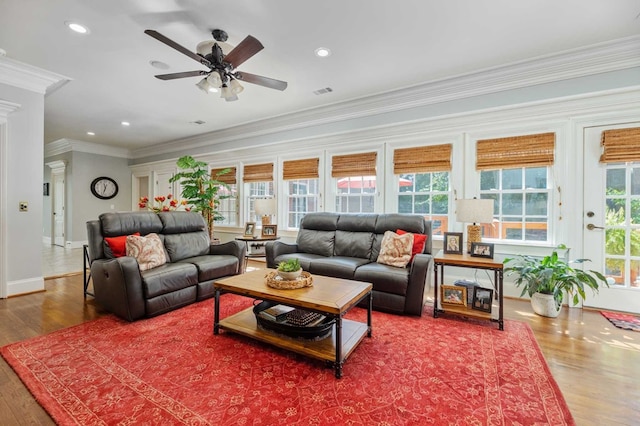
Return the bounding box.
[86,211,245,321]
[266,212,433,316]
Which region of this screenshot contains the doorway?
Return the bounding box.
[47,161,66,247]
[583,123,640,314]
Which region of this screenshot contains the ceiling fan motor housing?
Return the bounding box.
[212,29,228,42]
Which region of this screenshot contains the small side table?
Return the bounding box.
[235,236,280,271]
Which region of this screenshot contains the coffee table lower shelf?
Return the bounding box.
[218,307,369,373]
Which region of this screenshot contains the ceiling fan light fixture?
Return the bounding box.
[207,72,222,87]
[229,78,244,94]
[196,77,213,93]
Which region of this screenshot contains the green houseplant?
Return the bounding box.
[169,156,230,240]
[277,258,302,280]
[504,245,608,317]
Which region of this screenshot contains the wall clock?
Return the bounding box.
[90,176,119,200]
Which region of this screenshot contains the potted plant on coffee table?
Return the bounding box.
[504,245,608,318]
[277,258,302,280]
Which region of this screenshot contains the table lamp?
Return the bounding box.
[254,198,276,226]
[456,198,494,253]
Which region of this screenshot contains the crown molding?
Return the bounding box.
[45,138,131,159]
[130,35,640,159]
[0,56,70,95]
[0,99,21,116]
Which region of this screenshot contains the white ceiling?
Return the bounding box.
[1,0,639,151]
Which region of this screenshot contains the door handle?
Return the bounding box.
[586,223,604,230]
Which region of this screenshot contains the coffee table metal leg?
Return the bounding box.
[213,289,220,335]
[367,291,373,337]
[335,316,343,379]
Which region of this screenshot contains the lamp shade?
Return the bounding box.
[254,198,276,216]
[456,198,493,224]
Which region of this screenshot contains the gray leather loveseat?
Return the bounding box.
[86,211,245,321]
[266,212,433,316]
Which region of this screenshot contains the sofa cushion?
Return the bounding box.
[100,211,163,237]
[334,230,374,259]
[376,231,413,268]
[164,232,210,262]
[158,211,207,234]
[178,255,238,281]
[308,256,371,280]
[396,229,428,261]
[104,232,140,258]
[297,229,335,257]
[274,253,327,271]
[126,233,167,271]
[354,262,410,296]
[141,262,198,299]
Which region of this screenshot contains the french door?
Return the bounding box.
[583,123,640,314]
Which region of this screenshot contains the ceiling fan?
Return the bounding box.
[144,28,287,101]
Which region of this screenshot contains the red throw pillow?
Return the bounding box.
[396,229,427,261]
[104,232,140,257]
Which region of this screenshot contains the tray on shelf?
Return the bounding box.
[253,300,334,340]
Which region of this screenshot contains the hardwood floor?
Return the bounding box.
[1,264,638,425]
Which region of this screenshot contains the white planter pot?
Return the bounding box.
[530,292,562,318]
[277,269,302,280]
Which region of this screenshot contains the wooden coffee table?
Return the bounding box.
[213,269,373,378]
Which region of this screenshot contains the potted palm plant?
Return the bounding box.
[504,245,608,317]
[169,156,230,240]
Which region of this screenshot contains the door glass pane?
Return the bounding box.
[631,260,640,288]
[605,258,625,286]
[631,229,640,257]
[606,168,626,195]
[631,168,640,195]
[605,228,625,255]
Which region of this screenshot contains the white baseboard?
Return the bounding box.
[8,276,45,296]
[65,240,86,249]
[42,236,51,244]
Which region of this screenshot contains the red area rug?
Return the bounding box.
[2,295,574,425]
[601,310,640,332]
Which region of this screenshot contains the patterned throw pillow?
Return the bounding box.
[126,233,167,271]
[376,230,414,268]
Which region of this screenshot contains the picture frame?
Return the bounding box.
[470,242,494,258]
[262,224,277,237]
[472,287,493,313]
[243,222,256,237]
[443,232,463,254]
[441,284,467,306]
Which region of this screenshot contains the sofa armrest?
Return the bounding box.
[265,241,299,269]
[90,257,146,321]
[209,241,246,274]
[404,253,433,316]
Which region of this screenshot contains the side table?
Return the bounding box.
[433,250,504,330]
[235,236,280,271]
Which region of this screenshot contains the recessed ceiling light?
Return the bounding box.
[65,21,89,34]
[121,121,130,126]
[315,47,331,58]
[86,131,95,136]
[149,60,170,70]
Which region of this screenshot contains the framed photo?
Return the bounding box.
[443,232,463,254]
[470,242,494,258]
[243,222,256,237]
[472,287,493,313]
[262,224,277,237]
[441,285,467,306]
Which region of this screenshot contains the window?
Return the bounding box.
[211,167,237,226]
[243,163,274,223]
[283,158,320,229]
[476,132,555,243]
[394,144,452,236]
[333,151,377,213]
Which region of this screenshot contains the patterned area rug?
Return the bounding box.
[1,295,574,425]
[601,310,640,332]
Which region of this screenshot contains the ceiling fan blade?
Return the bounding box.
[235,72,287,91]
[154,71,207,80]
[144,29,211,68]
[223,35,263,68]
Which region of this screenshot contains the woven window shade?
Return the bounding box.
[210,167,236,185]
[600,127,640,163]
[393,144,452,174]
[283,158,319,180]
[331,152,377,178]
[243,163,273,182]
[476,132,555,170]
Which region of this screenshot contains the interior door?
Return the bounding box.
[583,123,640,314]
[52,171,65,247]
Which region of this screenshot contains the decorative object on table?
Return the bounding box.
[262,224,277,237]
[259,303,295,321]
[265,270,312,290]
[504,244,608,318]
[90,176,119,200]
[456,198,494,253]
[253,300,333,340]
[169,155,231,240]
[254,197,276,225]
[138,194,189,212]
[441,284,467,306]
[243,222,256,237]
[472,287,493,313]
[470,242,494,259]
[276,258,302,280]
[443,232,463,255]
[600,310,640,332]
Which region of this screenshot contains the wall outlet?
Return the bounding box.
[19,201,28,212]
